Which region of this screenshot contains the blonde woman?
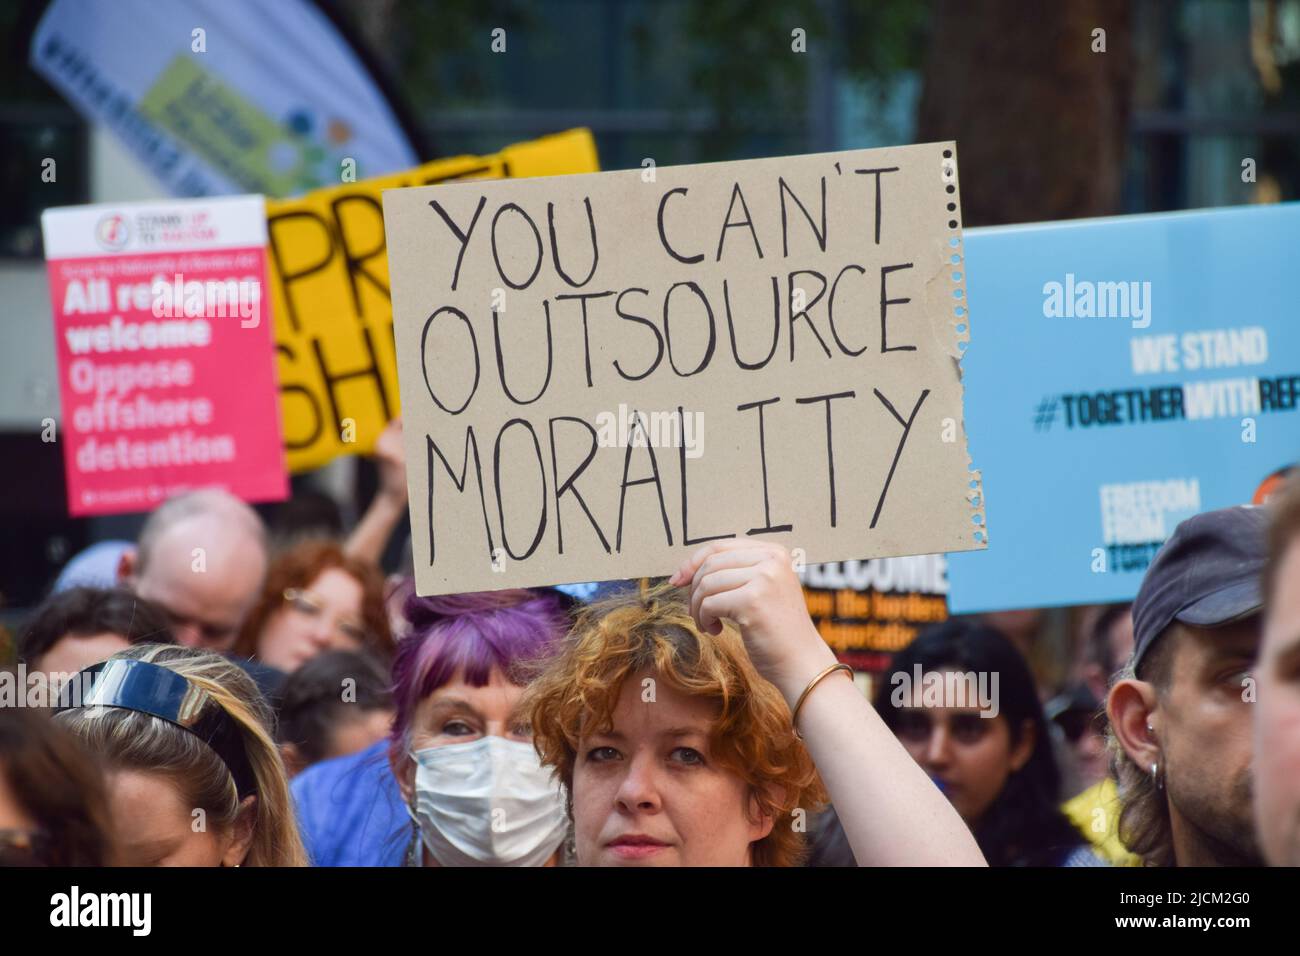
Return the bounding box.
[56,644,308,866]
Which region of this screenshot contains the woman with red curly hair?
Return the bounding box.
[235,539,394,675]
[524,539,986,867]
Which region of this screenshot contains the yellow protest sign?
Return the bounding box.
[267,129,600,472]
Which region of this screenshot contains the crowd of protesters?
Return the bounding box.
[3,422,1299,868]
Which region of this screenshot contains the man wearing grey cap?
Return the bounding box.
[1107,505,1267,866]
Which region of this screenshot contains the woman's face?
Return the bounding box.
[893,673,1033,826]
[105,770,252,866]
[572,668,772,866]
[393,664,549,867]
[1066,715,1110,790]
[405,665,531,755]
[35,632,131,679]
[257,567,367,673]
[392,664,531,809]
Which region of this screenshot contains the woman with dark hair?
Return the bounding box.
[0,707,110,866]
[875,620,1102,866]
[235,539,394,675]
[276,650,394,777]
[17,587,173,678]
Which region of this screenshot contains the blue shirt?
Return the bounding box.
[291,740,410,867]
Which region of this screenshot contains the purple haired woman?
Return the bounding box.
[289,587,572,866]
[389,588,573,866]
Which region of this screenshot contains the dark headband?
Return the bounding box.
[56,658,257,800]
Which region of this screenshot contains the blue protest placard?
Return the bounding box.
[947,203,1299,613]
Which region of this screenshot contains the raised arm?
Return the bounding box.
[669,539,987,867]
[345,418,409,566]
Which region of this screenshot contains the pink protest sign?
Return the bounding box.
[41,196,287,516]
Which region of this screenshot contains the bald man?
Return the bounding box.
[117,489,269,652]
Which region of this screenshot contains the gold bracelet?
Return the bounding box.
[790,662,854,740]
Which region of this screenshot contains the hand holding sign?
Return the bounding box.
[669,536,985,867]
[670,539,839,705]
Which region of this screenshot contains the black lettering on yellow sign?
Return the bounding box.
[268,129,600,472]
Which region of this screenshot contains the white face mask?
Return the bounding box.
[407,736,568,867]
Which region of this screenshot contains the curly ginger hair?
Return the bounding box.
[522,580,827,867]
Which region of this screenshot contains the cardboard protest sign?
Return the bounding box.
[384,142,985,594]
[41,196,287,516]
[801,556,950,679]
[945,203,1300,613]
[268,129,600,472]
